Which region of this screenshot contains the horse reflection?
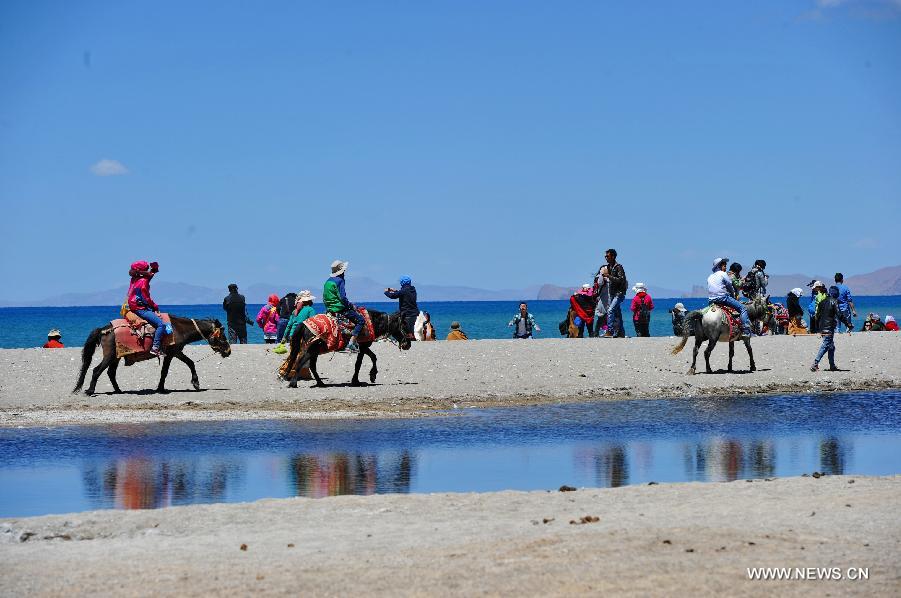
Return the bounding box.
[289,451,413,498]
[81,457,242,510]
[819,437,850,475]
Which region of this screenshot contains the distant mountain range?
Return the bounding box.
[2,266,898,307]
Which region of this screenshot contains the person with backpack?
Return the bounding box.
[276,292,297,341]
[629,282,654,337]
[256,293,281,344]
[600,249,628,338]
[742,259,769,299]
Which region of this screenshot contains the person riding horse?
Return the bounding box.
[708,257,751,338]
[323,260,365,353]
[126,260,169,356]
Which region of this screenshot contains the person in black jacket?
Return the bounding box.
[384,276,419,338]
[276,292,297,341]
[811,285,853,372]
[223,284,254,344]
[600,249,628,338]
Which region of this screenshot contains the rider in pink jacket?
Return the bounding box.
[127,260,167,355]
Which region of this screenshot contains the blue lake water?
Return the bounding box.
[1,390,899,517]
[2,296,900,348]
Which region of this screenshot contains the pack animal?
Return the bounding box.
[73,316,231,395]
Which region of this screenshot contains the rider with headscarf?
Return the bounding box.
[384,275,419,338]
[127,260,168,356]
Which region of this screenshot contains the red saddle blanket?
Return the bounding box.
[111,313,176,360]
[709,304,740,338]
[302,308,376,353]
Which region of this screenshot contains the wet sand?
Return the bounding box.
[1,334,898,426]
[1,475,897,596]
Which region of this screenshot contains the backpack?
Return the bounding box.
[637,295,651,322]
[740,271,758,297]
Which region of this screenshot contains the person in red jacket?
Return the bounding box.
[43,329,64,348]
[630,282,654,337]
[127,260,168,356]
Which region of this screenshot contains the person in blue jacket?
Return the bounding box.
[384,276,419,337]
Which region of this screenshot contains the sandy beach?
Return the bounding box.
[1,334,899,426]
[0,475,896,596]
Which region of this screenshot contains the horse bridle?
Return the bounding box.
[191,318,224,352]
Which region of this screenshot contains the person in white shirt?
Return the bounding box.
[707,257,751,337]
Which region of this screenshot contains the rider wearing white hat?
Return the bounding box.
[323,260,364,352]
[707,257,751,336]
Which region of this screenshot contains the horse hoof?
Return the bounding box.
[288,381,297,389]
[687,368,695,376]
[750,366,757,372]
[192,382,200,391]
[370,370,378,383]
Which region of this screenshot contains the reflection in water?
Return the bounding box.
[592,445,629,487]
[81,458,244,510]
[289,451,413,498]
[820,437,850,475]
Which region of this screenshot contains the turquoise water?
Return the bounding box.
[1,390,899,517]
[1,297,899,349]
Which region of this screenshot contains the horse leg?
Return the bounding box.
[157,354,175,392]
[309,352,325,387]
[727,341,734,372]
[365,345,378,383]
[173,351,200,390]
[744,337,756,372]
[85,352,115,395]
[106,358,122,393]
[688,336,702,375]
[351,348,366,386]
[704,339,718,374]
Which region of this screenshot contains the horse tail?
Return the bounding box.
[73,327,103,393]
[671,311,703,355]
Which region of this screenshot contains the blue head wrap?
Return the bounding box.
[399,276,412,287]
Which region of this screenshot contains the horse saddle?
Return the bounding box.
[708,304,741,337]
[111,313,176,360]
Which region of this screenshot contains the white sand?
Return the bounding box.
[1,334,898,426]
[1,475,897,596]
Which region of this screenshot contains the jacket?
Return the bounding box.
[384,284,419,320]
[323,276,350,313]
[127,277,158,312]
[509,312,537,338]
[223,291,253,327]
[815,297,852,335]
[278,293,297,319]
[630,292,654,322]
[808,292,825,317]
[607,262,627,296]
[786,294,803,319]
[283,305,317,341]
[446,329,468,341]
[256,304,280,335]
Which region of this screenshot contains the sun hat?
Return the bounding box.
[872,313,881,321]
[712,258,729,272]
[581,283,592,290]
[298,290,315,302]
[632,282,647,293]
[673,302,687,312]
[330,260,348,276]
[812,280,825,290]
[450,321,461,329]
[790,288,803,297]
[47,329,61,338]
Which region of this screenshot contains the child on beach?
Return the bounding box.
[810,285,853,372]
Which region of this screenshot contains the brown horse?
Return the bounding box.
[73,316,231,395]
[284,309,411,388]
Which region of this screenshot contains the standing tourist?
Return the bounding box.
[570,285,596,337]
[810,285,853,372]
[509,302,541,339]
[669,303,688,336]
[708,258,751,337]
[601,249,628,338]
[384,276,419,338]
[629,282,654,337]
[833,273,857,332]
[281,290,317,344]
[786,288,808,334]
[256,294,281,344]
[127,260,168,356]
[807,281,826,333]
[593,266,611,336]
[276,292,298,342]
[43,329,64,348]
[324,260,365,353]
[223,284,254,344]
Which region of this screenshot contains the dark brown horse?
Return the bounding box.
[73,316,231,395]
[284,309,411,388]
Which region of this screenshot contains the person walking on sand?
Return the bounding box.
[833,273,857,333]
[223,284,255,344]
[630,283,654,337]
[708,258,751,338]
[509,302,541,339]
[43,328,64,348]
[323,260,365,353]
[600,249,627,338]
[384,276,419,338]
[446,321,468,341]
[127,260,169,356]
[811,285,853,372]
[256,294,281,343]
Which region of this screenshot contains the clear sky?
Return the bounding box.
[1,1,899,300]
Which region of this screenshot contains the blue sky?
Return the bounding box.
[1,1,899,300]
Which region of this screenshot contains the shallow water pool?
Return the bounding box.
[1,390,899,517]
